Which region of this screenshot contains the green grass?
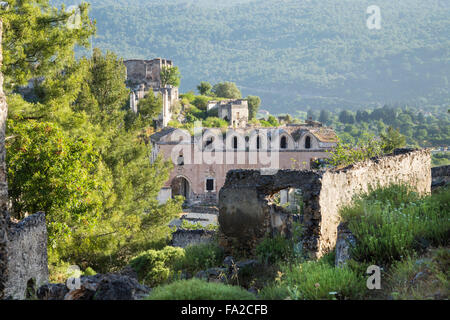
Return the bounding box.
[341,185,450,265]
[147,279,256,300]
[279,260,365,300]
[175,243,224,274]
[386,247,449,300]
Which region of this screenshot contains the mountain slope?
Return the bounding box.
[52,0,450,114]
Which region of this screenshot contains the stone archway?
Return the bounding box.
[171,176,191,202]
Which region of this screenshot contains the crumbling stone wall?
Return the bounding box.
[318,148,431,256]
[0,20,49,300]
[218,149,431,257]
[171,229,217,248]
[3,213,48,299]
[218,170,322,254]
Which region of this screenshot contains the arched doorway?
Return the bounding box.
[171,176,191,201]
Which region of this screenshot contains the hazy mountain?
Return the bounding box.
[52,0,450,114]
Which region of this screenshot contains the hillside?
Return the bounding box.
[51,0,449,114]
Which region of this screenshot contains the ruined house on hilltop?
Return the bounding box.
[124,58,179,128]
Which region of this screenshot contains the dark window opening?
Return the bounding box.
[257,136,261,150]
[305,136,311,149]
[206,137,213,147]
[177,154,184,166]
[206,179,214,191]
[280,136,287,149]
[233,136,238,149]
[25,278,36,300]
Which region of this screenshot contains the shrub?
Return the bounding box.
[258,285,290,300]
[129,246,185,287]
[256,235,294,265]
[176,243,224,273]
[386,247,449,300]
[147,279,256,300]
[280,260,365,300]
[341,185,450,265]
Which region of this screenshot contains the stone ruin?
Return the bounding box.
[0,20,49,300]
[218,148,432,257]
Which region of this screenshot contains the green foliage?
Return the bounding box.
[6,120,103,249]
[147,279,256,300]
[380,126,406,153]
[136,89,163,123]
[1,0,95,88]
[280,260,365,300]
[212,82,241,99]
[327,135,385,167]
[160,65,181,88]
[192,95,212,111]
[175,243,224,274]
[246,95,261,120]
[202,117,228,129]
[258,285,290,300]
[197,81,212,96]
[386,248,449,300]
[256,235,295,265]
[83,267,97,276]
[130,246,186,287]
[432,152,450,167]
[179,219,218,231]
[341,185,450,265]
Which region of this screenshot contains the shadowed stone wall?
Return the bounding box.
[218,149,431,257]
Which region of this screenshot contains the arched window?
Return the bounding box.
[280,136,287,149]
[177,153,184,166]
[233,136,238,149]
[305,136,311,149]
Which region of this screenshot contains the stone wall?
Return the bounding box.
[171,229,217,248]
[3,213,48,299]
[0,20,49,300]
[431,164,450,190]
[218,149,431,257]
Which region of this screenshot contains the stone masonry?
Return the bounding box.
[218,148,431,257]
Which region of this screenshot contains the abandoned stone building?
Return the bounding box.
[124,58,179,128]
[207,99,249,128]
[151,121,339,205]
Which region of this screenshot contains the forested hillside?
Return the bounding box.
[51,0,450,114]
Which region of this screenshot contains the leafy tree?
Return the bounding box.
[212,82,241,99]
[380,126,406,153]
[246,95,261,120]
[75,48,129,131]
[339,110,355,124]
[192,95,211,111]
[137,89,163,121]
[6,120,104,249]
[197,81,212,95]
[1,1,95,88]
[160,65,181,88]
